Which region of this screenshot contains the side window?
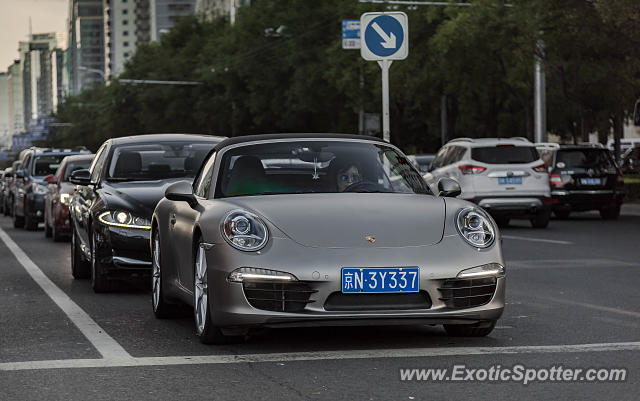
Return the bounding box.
[90,145,108,183]
[195,153,217,198]
[442,146,459,166]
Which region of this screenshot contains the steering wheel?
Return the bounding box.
[342,181,387,193]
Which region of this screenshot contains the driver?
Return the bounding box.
[337,164,362,192]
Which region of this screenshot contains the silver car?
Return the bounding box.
[151,134,505,344]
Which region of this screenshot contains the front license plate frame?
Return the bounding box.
[341,267,420,294]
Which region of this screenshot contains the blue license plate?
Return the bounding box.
[580,178,601,185]
[341,267,419,293]
[498,177,522,185]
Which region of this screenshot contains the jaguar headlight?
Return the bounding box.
[221,210,268,251]
[98,211,151,229]
[456,207,496,248]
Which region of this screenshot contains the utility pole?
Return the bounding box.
[534,38,546,143]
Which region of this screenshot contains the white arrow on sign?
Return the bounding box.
[371,22,396,49]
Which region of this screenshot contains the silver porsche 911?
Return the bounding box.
[151,134,505,344]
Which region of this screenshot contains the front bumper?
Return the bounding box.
[94,223,152,276]
[551,189,624,212]
[205,235,505,328]
[469,196,551,218]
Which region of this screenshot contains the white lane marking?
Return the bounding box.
[502,235,573,245]
[545,296,640,319]
[0,227,132,361]
[2,341,640,371]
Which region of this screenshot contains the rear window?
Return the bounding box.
[471,146,539,164]
[63,159,93,181]
[555,149,616,172]
[32,155,65,177]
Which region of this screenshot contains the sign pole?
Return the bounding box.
[378,59,392,142]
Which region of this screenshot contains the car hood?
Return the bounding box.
[226,193,445,248]
[101,178,190,217]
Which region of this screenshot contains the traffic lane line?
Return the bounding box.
[3,340,640,371]
[501,235,573,245]
[0,226,132,361]
[543,296,640,319]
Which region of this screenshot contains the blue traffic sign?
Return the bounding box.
[364,15,404,58]
[360,12,408,61]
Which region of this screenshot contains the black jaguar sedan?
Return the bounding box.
[69,134,225,292]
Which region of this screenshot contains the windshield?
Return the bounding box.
[471,146,539,164]
[215,141,431,198]
[33,155,65,177]
[106,142,215,181]
[555,149,616,173]
[63,159,93,182]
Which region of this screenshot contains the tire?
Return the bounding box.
[12,206,24,229]
[152,229,177,318]
[45,218,52,238]
[600,205,620,220]
[24,208,38,231]
[530,210,550,228]
[193,238,236,344]
[91,230,115,293]
[444,321,496,337]
[553,210,570,219]
[52,222,65,242]
[71,228,90,279]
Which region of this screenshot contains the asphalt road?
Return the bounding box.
[1,206,639,400]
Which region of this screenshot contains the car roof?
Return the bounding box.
[109,133,227,146]
[21,147,91,157]
[446,137,534,147]
[213,133,388,151]
[61,154,95,163]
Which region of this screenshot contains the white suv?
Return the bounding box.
[424,137,552,228]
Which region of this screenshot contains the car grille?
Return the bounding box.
[242,282,317,313]
[438,277,497,309]
[324,291,432,311]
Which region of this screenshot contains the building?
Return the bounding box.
[68,0,105,94]
[196,0,251,23]
[150,0,196,41]
[104,0,150,78]
[0,73,10,147]
[7,60,24,139]
[19,33,61,130]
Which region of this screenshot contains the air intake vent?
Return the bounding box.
[243,282,316,313]
[438,277,497,309]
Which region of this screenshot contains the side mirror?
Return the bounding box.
[165,180,197,207]
[44,174,56,184]
[437,177,461,197]
[69,169,92,186]
[15,170,24,179]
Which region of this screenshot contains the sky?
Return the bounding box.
[0,0,68,70]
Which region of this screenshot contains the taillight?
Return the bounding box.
[549,173,563,187]
[458,165,486,175]
[532,163,547,173]
[616,171,625,186]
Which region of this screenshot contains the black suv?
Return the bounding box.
[13,147,90,230]
[546,144,624,219]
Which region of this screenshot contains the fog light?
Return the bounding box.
[228,267,297,283]
[457,263,505,279]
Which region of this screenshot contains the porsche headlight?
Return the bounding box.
[60,193,71,206]
[221,210,268,251]
[98,211,151,229]
[456,207,496,248]
[457,263,505,278]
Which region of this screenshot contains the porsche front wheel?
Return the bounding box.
[193,240,232,344]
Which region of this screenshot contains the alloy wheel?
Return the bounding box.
[152,234,161,311]
[194,245,208,335]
